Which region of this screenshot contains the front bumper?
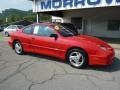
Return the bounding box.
[89,49,115,65]
[8,38,13,48]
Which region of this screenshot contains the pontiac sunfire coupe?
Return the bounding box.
[8,22,115,68]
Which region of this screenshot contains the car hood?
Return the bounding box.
[68,35,112,48]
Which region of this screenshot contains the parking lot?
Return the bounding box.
[0,32,120,90]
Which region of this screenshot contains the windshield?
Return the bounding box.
[62,23,77,31]
[58,26,78,37]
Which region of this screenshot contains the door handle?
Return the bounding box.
[31,37,35,40]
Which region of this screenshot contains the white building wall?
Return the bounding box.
[63,7,120,38]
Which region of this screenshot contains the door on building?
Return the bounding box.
[71,17,83,34]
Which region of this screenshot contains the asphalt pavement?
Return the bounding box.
[0,32,120,90]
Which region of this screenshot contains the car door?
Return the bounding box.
[31,25,63,57]
[20,25,34,52]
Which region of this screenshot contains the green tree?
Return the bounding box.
[40,14,51,22]
[24,14,36,22]
[0,19,4,24]
[0,9,52,24]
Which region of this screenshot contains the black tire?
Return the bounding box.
[14,41,24,55]
[67,49,88,68]
[5,32,9,37]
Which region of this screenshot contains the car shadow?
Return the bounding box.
[26,53,120,72]
[26,53,66,63]
[85,57,120,72]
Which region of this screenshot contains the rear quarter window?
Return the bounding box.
[23,26,34,34]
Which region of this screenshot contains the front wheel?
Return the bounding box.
[14,41,24,55]
[67,49,88,68]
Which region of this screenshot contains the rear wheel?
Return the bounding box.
[5,32,9,37]
[67,49,88,68]
[14,41,24,55]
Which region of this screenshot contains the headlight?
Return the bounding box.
[100,46,107,51]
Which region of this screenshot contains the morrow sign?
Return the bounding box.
[33,0,120,12]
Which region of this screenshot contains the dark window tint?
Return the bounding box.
[23,26,33,34]
[33,25,55,37]
[62,23,76,30]
[58,26,75,37]
[108,20,120,31]
[61,23,78,34]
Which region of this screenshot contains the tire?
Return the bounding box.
[5,32,9,37]
[67,49,88,68]
[14,41,24,55]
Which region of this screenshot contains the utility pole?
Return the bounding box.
[37,13,39,24]
[6,17,8,23]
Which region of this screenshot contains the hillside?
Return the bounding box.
[0,8,51,24]
[0,8,30,19]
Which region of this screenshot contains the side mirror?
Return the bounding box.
[50,34,58,40]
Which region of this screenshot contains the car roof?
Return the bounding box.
[31,22,56,27]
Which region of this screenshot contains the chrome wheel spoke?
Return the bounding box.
[76,53,82,59]
[69,51,84,67]
[70,56,78,64]
[16,44,21,50]
[15,43,22,54]
[70,56,77,61]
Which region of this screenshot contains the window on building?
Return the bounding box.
[108,20,120,31]
[71,17,82,29]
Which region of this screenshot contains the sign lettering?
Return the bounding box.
[35,0,120,12]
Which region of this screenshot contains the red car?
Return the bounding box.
[8,22,115,68]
